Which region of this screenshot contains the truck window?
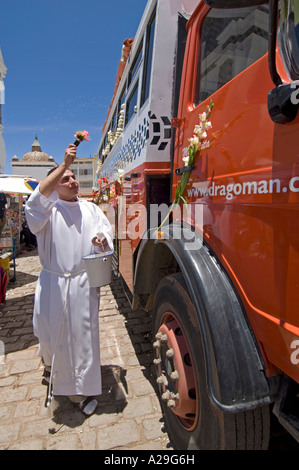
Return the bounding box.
[111,109,117,131]
[125,81,139,125]
[194,5,269,105]
[128,43,143,87]
[278,1,299,79]
[140,9,156,108]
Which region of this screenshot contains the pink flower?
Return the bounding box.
[81,130,90,140]
[74,130,90,146]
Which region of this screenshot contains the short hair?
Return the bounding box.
[46,167,76,179]
[47,166,59,176]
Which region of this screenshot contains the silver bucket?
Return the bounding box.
[82,250,113,288]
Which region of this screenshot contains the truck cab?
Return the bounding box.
[97,0,299,449]
[168,0,299,447]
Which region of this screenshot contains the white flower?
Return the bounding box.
[202,120,212,131]
[118,169,124,179]
[194,125,207,140]
[182,155,189,166]
[108,130,115,143]
[189,135,200,147]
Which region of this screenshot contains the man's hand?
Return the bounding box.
[63,145,77,167]
[92,235,109,251]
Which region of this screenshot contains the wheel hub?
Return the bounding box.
[153,313,198,430]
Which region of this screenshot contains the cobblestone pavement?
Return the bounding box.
[0,250,173,450]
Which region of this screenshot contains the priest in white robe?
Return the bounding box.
[25,144,114,415]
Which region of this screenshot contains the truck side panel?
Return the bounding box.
[174,4,299,382]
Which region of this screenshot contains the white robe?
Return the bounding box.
[25,187,114,396]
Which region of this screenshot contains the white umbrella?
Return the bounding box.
[0,175,39,194]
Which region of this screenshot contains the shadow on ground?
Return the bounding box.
[109,274,157,394]
[49,364,128,430]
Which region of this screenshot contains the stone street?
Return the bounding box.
[0,250,172,450]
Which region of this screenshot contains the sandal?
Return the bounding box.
[42,366,51,385]
[78,396,98,416]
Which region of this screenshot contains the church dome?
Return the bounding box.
[21,136,54,162]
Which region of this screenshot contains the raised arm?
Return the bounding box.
[39,145,77,198]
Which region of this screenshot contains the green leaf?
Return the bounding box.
[180,195,188,205]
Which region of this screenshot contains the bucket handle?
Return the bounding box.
[98,238,109,262]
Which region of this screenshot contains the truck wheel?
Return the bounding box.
[152,273,270,450]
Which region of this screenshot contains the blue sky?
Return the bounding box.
[1,0,147,174]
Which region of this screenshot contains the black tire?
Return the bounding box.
[152,273,270,450]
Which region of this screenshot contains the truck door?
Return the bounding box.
[175,0,299,397]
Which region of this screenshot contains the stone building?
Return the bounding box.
[11,136,57,180]
[69,155,97,199]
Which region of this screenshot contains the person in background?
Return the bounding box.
[20,217,37,251]
[25,144,114,416]
[0,192,7,247]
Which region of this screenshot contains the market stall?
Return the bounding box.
[0,175,39,282]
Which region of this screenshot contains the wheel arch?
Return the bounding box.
[134,224,271,413]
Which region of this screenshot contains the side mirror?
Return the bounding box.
[204,0,268,8]
[267,84,299,124]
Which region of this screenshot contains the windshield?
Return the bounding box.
[278,0,299,79]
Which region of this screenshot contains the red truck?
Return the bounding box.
[96,0,299,449]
